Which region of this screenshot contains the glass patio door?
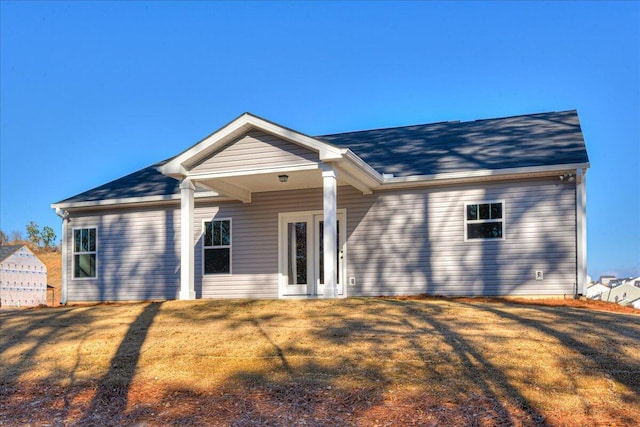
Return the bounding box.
[283,215,313,295]
[314,215,345,296]
[279,210,346,297]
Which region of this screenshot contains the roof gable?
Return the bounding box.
[161,112,343,177]
[189,129,319,176]
[0,245,23,262]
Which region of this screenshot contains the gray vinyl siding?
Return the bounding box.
[194,190,326,298]
[65,177,577,301]
[194,177,577,298]
[190,130,319,174]
[342,179,577,296]
[65,207,180,302]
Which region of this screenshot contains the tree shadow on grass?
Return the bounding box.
[77,301,163,426]
[459,302,640,401]
[148,298,548,426]
[398,300,547,425]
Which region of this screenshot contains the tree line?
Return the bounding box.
[0,221,58,252]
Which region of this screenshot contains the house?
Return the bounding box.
[586,282,610,299]
[0,245,48,307]
[598,275,617,286]
[51,110,589,303]
[598,283,640,306]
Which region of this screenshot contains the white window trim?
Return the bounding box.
[464,200,506,241]
[202,218,232,276]
[71,227,98,280]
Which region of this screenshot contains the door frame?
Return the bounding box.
[278,209,347,298]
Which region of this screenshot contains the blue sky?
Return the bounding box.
[1,1,638,279]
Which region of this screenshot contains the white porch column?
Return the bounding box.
[180,179,196,300]
[55,208,69,305]
[576,168,588,295]
[322,165,338,298]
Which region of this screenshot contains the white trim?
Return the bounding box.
[322,166,338,298]
[71,227,98,280]
[381,163,591,190]
[576,168,587,294]
[55,208,69,304]
[179,179,196,300]
[463,200,506,241]
[51,191,222,210]
[53,162,591,211]
[201,218,232,276]
[340,149,385,182]
[160,113,343,176]
[186,163,320,180]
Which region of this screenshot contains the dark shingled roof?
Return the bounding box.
[0,245,23,262]
[57,160,179,204]
[320,110,588,177]
[55,110,589,204]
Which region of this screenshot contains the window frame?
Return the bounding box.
[464,200,506,241]
[72,227,98,279]
[202,218,232,275]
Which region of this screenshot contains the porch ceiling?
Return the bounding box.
[196,168,354,201]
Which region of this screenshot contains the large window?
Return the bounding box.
[204,219,231,274]
[465,201,504,240]
[73,228,97,278]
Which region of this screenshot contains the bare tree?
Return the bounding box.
[10,230,23,243]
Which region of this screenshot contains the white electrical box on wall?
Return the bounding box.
[535,270,544,281]
[349,277,356,286]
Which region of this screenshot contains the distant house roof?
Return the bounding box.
[0,245,24,262]
[55,109,589,205]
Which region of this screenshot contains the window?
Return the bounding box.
[465,201,504,240]
[73,228,97,278]
[204,219,231,274]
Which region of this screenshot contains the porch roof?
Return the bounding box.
[53,110,590,207]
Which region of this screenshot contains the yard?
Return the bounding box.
[1,298,639,426]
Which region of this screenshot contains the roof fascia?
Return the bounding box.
[51,191,225,211]
[380,162,591,190]
[160,113,343,177]
[187,163,319,180]
[327,149,384,194]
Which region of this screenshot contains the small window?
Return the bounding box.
[465,201,504,240]
[73,228,97,278]
[203,219,231,274]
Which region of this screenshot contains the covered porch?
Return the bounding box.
[159,113,383,300]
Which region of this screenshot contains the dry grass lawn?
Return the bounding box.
[1,298,639,426]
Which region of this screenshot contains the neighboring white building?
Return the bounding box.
[598,275,617,286]
[0,245,47,307]
[599,282,640,307]
[586,282,610,299]
[619,277,640,287]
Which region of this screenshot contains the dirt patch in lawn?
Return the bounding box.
[1,298,639,426]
